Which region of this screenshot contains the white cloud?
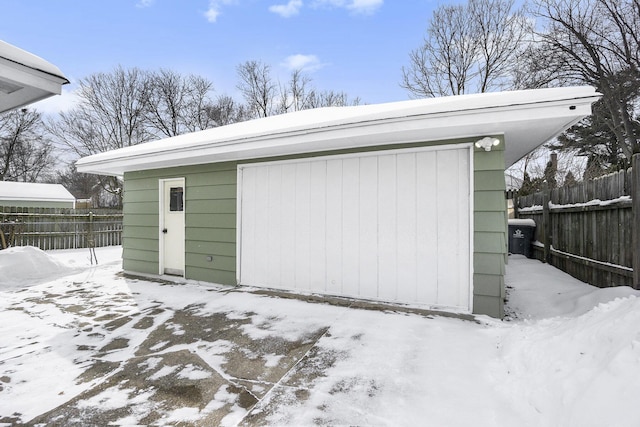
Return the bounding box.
[269,0,303,18]
[204,0,235,23]
[281,54,323,72]
[204,7,220,22]
[312,0,382,15]
[135,0,155,8]
[347,0,382,14]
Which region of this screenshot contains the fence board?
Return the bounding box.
[633,156,640,289]
[517,163,636,288]
[0,206,122,251]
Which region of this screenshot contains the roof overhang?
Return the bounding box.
[76,86,600,176]
[0,40,70,113]
[0,182,75,203]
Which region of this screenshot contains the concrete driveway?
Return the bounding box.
[1,250,489,427]
[27,286,336,426]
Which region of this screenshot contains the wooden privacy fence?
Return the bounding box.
[0,206,123,251]
[515,154,640,290]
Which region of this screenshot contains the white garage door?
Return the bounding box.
[237,145,473,311]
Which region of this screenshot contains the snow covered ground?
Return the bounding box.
[0,246,639,426]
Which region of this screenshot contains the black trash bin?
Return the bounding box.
[508,219,536,258]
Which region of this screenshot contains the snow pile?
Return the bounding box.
[499,295,640,427]
[0,246,74,288]
[505,254,640,319]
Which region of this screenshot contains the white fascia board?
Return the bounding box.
[76,86,600,176]
[0,60,70,113]
[0,41,70,113]
[0,41,68,84]
[0,59,68,94]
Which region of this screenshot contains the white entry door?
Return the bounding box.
[160,178,185,276]
[237,146,473,312]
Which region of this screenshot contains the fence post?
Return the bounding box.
[633,154,640,290]
[542,183,552,264]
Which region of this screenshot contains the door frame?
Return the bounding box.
[236,144,474,311]
[158,177,186,277]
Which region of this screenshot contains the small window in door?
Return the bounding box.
[169,187,184,212]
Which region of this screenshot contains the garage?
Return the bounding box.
[237,145,473,311]
[76,86,600,318]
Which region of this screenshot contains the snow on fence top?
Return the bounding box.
[517,166,632,209]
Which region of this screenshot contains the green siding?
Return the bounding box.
[125,238,158,251]
[187,253,236,270]
[123,163,238,286]
[474,274,504,297]
[188,267,236,285]
[187,241,236,256]
[474,253,507,275]
[123,247,159,262]
[185,227,235,243]
[187,213,236,228]
[473,136,507,318]
[189,185,236,200]
[474,191,506,211]
[123,226,157,239]
[474,232,507,253]
[124,214,159,227]
[473,295,503,317]
[187,199,236,214]
[475,212,508,233]
[474,171,507,191]
[123,258,157,275]
[122,137,508,318]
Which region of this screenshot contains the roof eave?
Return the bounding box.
[76,88,601,176]
[0,41,70,113]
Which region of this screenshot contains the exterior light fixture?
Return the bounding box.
[475,137,501,152]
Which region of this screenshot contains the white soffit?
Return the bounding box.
[76,86,601,176]
[0,40,70,113]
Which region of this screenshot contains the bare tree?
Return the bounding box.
[236,60,278,118]
[276,69,314,113]
[0,109,55,182]
[309,90,361,108]
[50,66,153,159]
[472,0,533,91]
[531,0,640,161]
[48,66,153,204]
[237,61,360,116]
[204,95,248,126]
[401,0,531,97]
[275,70,361,112]
[145,69,216,137]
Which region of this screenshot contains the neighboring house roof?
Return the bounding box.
[0,40,70,113]
[0,182,75,204]
[76,86,600,176]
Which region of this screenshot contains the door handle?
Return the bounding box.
[162,228,168,234]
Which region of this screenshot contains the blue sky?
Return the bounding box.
[0,0,438,114]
